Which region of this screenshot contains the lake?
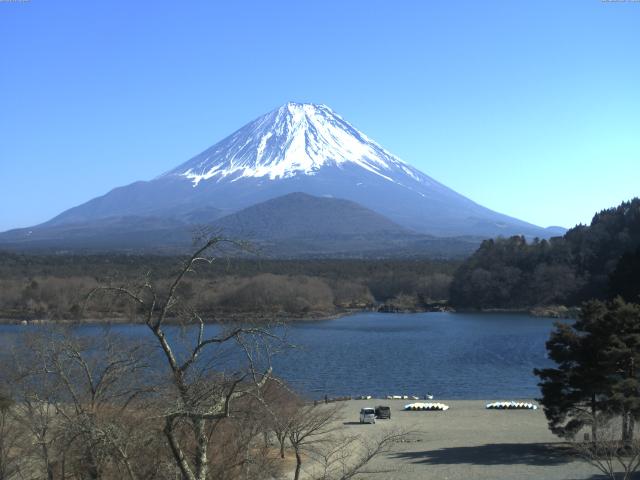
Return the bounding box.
[0,312,560,400]
[271,312,559,399]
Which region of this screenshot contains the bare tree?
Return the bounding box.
[573,418,640,480]
[205,394,284,480]
[6,329,159,480]
[9,370,59,480]
[308,428,411,480]
[0,390,27,480]
[88,236,283,480]
[287,404,343,480]
[54,334,153,479]
[260,379,302,460]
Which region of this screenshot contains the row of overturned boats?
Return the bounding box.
[356,395,539,412]
[402,401,538,412]
[485,401,538,410]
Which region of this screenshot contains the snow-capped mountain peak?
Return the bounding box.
[164,102,423,186]
[7,101,558,244]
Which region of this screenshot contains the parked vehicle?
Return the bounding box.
[375,405,391,419]
[359,407,376,424]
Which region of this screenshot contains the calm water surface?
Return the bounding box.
[0,312,559,400]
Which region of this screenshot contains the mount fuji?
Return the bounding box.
[0,102,563,255]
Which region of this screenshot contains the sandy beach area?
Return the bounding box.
[303,399,606,480]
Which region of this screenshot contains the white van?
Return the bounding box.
[359,407,376,424]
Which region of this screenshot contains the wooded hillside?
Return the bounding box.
[450,198,640,309]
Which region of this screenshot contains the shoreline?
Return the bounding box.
[309,396,542,405]
[0,304,576,326]
[0,310,359,326]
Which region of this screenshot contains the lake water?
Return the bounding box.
[0,312,560,400]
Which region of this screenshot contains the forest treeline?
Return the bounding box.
[2,198,639,320]
[450,198,640,309]
[0,255,458,320]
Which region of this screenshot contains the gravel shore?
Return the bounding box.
[311,399,605,480]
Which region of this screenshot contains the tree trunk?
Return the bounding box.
[629,357,636,444]
[164,418,196,480]
[41,442,54,480]
[276,432,286,459]
[194,417,209,480]
[84,448,100,480]
[293,447,302,480]
[121,453,138,480]
[61,451,66,480]
[591,393,598,443]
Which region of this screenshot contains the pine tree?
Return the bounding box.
[535,301,611,441]
[599,298,640,445]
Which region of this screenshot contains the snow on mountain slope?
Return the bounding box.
[163,102,431,190]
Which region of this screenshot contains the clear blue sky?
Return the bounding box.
[1,0,638,231]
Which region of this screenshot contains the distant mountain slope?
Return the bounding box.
[211,192,410,239]
[450,198,640,308]
[0,216,194,252]
[21,102,561,241]
[0,193,482,257]
[206,192,481,257]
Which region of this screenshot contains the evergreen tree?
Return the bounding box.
[534,301,610,441]
[599,298,640,445]
[535,299,640,444]
[610,246,640,303]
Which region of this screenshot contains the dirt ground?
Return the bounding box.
[302,399,610,480]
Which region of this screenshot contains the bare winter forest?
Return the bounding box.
[0,254,456,321]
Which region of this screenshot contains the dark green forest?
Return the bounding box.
[450,198,640,309]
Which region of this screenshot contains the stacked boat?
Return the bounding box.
[486,401,538,410]
[404,402,450,411]
[387,394,433,400]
